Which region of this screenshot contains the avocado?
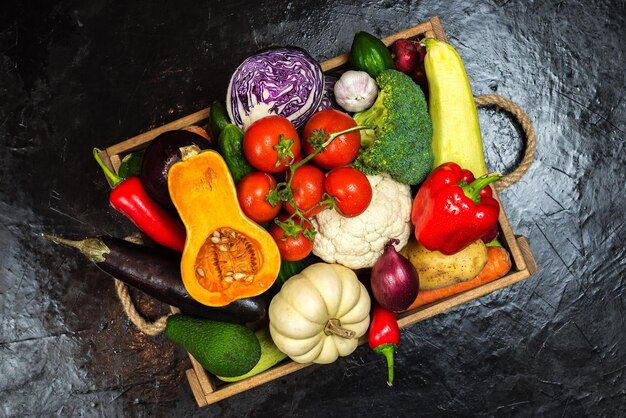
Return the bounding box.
[216,327,288,382]
[165,314,261,377]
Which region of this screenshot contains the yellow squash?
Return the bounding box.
[424,38,488,177]
[168,147,280,307]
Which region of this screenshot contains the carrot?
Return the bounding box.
[405,246,512,311]
[183,125,211,141]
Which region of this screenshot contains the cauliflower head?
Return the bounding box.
[311,173,412,269]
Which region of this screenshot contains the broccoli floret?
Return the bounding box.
[353,69,433,185]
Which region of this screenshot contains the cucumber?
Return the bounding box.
[424,38,488,177]
[165,314,261,377]
[218,123,254,183]
[216,328,287,382]
[209,100,231,140]
[349,31,395,79]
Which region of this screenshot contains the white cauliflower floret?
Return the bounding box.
[311,173,412,269]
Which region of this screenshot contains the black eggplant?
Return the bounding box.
[43,234,267,324]
[140,129,211,212]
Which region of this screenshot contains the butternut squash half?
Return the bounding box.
[168,147,280,307]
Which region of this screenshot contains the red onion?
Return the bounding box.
[370,239,419,312]
[390,39,419,74]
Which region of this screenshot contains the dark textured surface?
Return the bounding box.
[1,0,625,416]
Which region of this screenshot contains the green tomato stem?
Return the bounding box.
[271,123,374,242]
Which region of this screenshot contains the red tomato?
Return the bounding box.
[324,167,372,217]
[302,109,361,169]
[284,164,327,217]
[269,215,314,261]
[236,172,282,223]
[243,115,301,173]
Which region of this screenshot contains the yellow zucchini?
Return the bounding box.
[423,38,488,177]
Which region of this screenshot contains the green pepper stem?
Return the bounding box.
[93,148,123,187]
[461,173,500,204]
[374,343,396,387]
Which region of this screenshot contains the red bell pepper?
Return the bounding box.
[411,162,500,255]
[368,304,401,387]
[94,149,186,253]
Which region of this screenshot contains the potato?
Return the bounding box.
[400,238,488,290]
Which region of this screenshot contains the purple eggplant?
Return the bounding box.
[43,234,267,324]
[140,129,211,212]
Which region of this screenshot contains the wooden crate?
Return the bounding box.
[97,16,538,407]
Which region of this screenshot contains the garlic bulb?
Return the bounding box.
[333,70,378,112]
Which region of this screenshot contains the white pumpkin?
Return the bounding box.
[268,263,371,364]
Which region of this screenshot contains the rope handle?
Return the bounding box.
[114,279,169,336]
[474,94,536,190]
[119,94,536,336]
[115,233,170,335]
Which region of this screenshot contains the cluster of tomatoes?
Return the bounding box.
[235,108,373,261]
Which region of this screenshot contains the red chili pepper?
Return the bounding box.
[411,162,500,255]
[368,304,401,387]
[94,149,186,253]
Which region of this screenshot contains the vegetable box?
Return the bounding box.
[97,16,538,407]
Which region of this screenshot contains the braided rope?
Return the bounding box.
[114,233,170,336]
[474,94,536,190]
[114,279,170,336]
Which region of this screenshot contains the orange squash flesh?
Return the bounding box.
[168,149,281,307]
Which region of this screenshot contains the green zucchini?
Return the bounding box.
[217,123,254,183]
[424,38,488,177]
[349,31,395,78]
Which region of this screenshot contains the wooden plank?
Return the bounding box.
[105,107,211,157]
[204,361,314,405]
[188,354,216,396]
[186,369,209,407]
[517,236,538,275]
[380,20,434,44]
[493,189,527,272]
[429,16,449,42]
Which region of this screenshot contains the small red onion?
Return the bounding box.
[390,39,418,74]
[481,223,499,243]
[370,238,419,312]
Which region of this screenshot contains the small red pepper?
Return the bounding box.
[368,304,401,387]
[411,162,500,255]
[94,148,186,253]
